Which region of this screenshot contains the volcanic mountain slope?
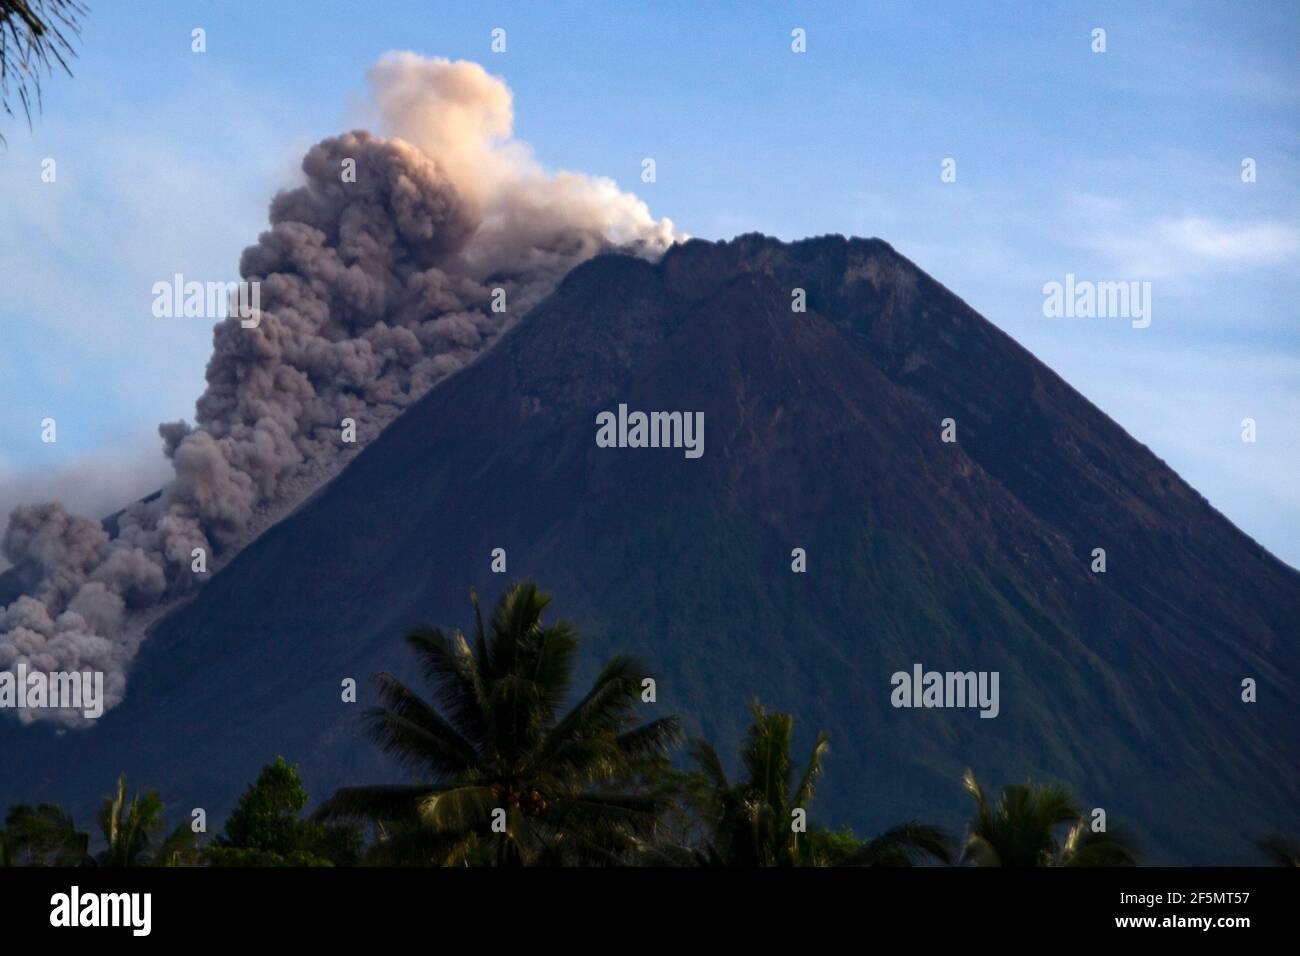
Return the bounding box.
[2,234,1296,863]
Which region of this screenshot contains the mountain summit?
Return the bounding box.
[2,234,1295,862]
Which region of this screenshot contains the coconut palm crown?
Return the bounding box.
[316,580,681,865]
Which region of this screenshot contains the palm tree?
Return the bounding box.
[685,700,830,866]
[1,803,88,865]
[94,773,200,866]
[2,778,195,867]
[0,0,86,141]
[672,702,951,868]
[960,768,1137,866]
[316,581,682,865]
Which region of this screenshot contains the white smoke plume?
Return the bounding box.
[0,53,679,726]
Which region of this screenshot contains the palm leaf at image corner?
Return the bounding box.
[0,0,87,141]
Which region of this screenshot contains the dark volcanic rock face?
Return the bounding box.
[2,234,1295,863]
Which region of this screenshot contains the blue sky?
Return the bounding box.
[0,0,1297,564]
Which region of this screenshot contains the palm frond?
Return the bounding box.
[961,833,1001,867]
[364,822,477,866]
[153,821,200,867]
[740,702,795,812]
[688,739,731,792]
[1063,823,1139,867]
[313,784,440,823]
[792,730,830,810]
[615,716,683,761]
[850,822,953,866]
[0,0,86,141]
[418,785,498,833]
[403,627,487,743]
[487,580,551,677]
[363,672,478,777]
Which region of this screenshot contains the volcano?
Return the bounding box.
[2,234,1296,863]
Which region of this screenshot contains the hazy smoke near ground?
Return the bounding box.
[0,53,679,726]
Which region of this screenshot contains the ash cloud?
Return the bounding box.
[0,53,679,725]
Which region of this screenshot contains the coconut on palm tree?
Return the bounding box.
[315,581,681,865]
[960,768,1137,866]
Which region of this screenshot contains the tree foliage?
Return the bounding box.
[961,768,1137,867]
[208,757,360,867]
[0,0,85,141]
[316,581,682,865]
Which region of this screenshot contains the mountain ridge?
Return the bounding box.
[1,233,1295,864]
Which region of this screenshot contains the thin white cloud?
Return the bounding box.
[1158,216,1300,263]
[1065,193,1300,279]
